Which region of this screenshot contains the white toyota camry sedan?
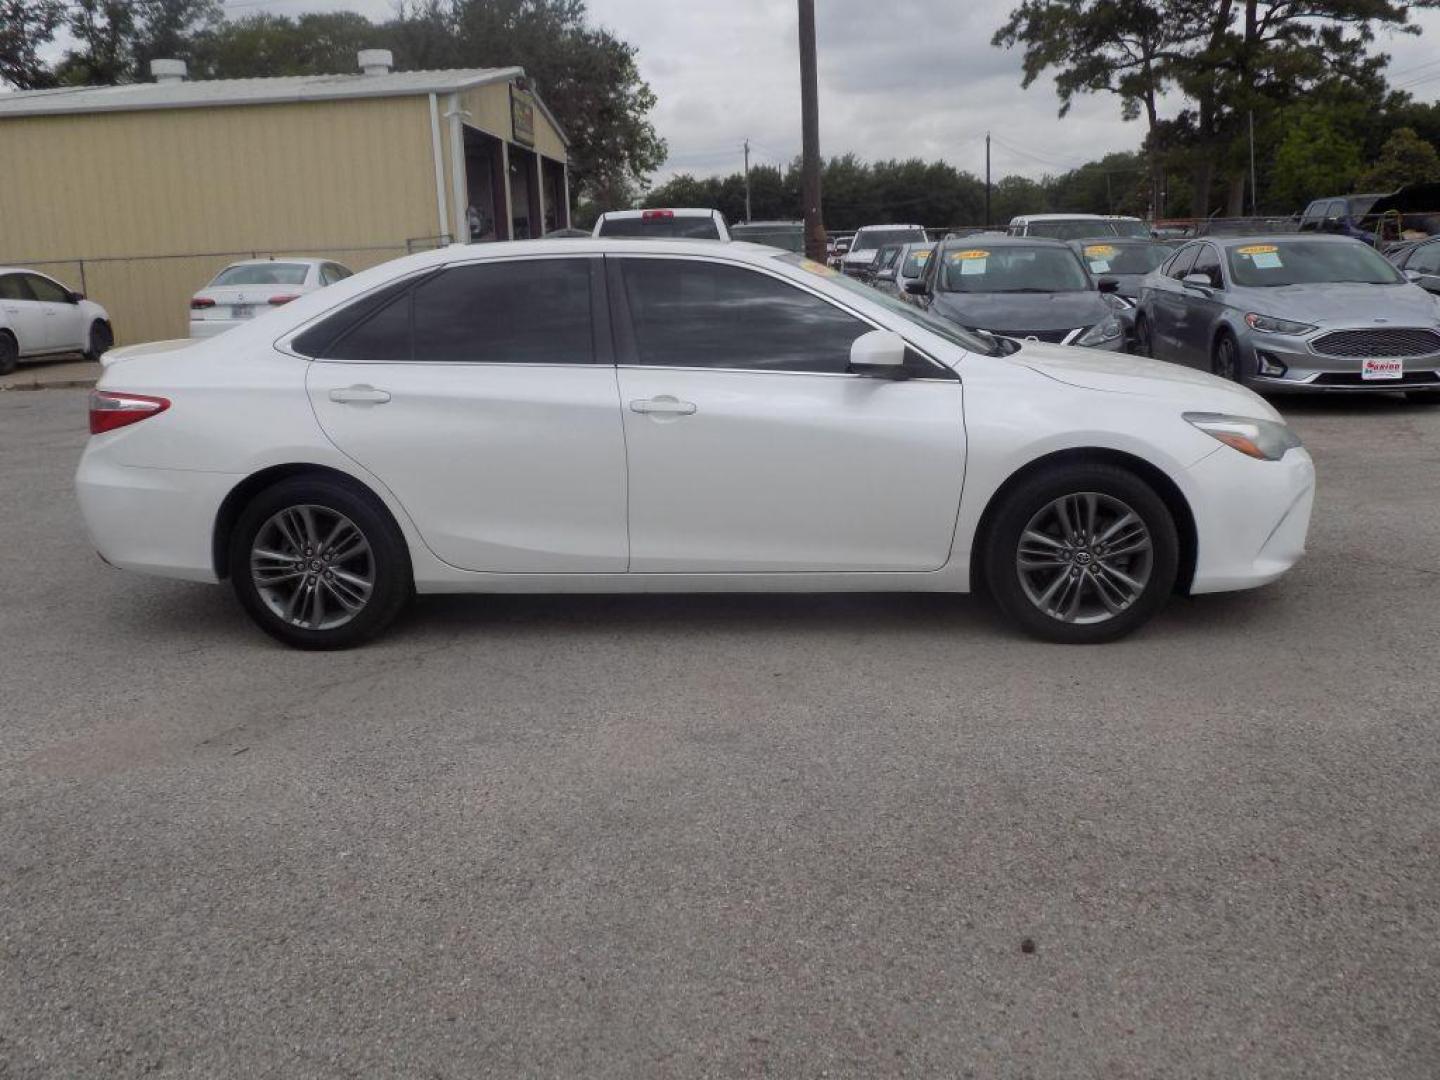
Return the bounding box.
[76,239,1316,650]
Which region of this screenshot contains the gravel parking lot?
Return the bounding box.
[2,387,1438,1078]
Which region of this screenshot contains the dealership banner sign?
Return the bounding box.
[511,87,536,147]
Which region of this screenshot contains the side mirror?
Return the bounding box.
[1182,272,1215,289]
[1097,277,1120,294]
[1404,269,1423,283]
[67,290,85,303]
[848,329,908,379]
[903,279,927,296]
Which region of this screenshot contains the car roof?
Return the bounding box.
[939,235,1071,248]
[1063,236,1161,248]
[597,208,718,219]
[1010,213,1108,223]
[220,257,328,267]
[854,223,925,231]
[336,238,795,275]
[732,220,803,228]
[0,266,60,275]
[1197,234,1363,249]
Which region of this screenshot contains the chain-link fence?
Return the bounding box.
[4,236,453,346]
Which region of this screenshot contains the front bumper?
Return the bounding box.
[1186,445,1316,594]
[1240,332,1440,392]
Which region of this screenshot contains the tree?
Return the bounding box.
[1356,127,1440,191]
[190,13,378,78]
[1,0,64,89]
[1269,108,1363,209]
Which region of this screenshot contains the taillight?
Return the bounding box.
[190,297,215,310]
[642,209,674,220]
[268,295,299,306]
[89,390,170,435]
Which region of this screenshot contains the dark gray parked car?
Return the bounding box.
[909,236,1125,350]
[1388,237,1440,295]
[1133,235,1440,399]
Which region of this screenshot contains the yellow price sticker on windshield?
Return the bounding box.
[798,258,837,277]
[1083,244,1117,256]
[914,250,931,261]
[1237,244,1278,255]
[950,249,990,260]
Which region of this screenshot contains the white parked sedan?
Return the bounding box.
[0,267,113,374]
[189,258,352,338]
[77,239,1315,649]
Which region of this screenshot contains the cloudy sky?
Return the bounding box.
[31,0,1440,180]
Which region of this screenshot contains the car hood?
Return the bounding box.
[1240,281,1440,325]
[1008,340,1281,418]
[930,290,1110,333]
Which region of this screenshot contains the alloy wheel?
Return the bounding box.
[1015,491,1154,625]
[1212,335,1238,381]
[250,504,374,630]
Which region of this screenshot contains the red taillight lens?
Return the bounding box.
[89,390,170,435]
[190,297,215,310]
[268,294,299,306]
[642,209,674,220]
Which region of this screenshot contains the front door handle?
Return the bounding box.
[629,396,696,416]
[329,385,391,405]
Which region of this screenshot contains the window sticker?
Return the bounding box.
[1088,259,1112,273]
[1250,252,1283,269]
[959,258,988,275]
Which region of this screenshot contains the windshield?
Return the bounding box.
[852,228,927,252]
[778,252,1005,356]
[1023,219,1116,241]
[1226,240,1404,287]
[1109,219,1149,238]
[730,224,805,252]
[211,263,309,286]
[599,215,721,239]
[940,245,1091,293]
[1078,242,1170,276]
[900,244,935,277]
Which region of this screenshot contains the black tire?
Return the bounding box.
[228,475,412,650]
[1405,389,1440,404]
[83,320,113,362]
[1211,330,1243,382]
[0,331,17,376]
[1132,314,1153,358]
[982,463,1180,644]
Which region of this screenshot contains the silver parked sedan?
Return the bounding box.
[1133,235,1440,400]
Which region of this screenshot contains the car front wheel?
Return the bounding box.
[982,463,1180,644]
[84,321,113,361]
[228,476,412,649]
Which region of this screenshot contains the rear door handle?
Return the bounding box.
[629,396,696,415]
[329,385,391,405]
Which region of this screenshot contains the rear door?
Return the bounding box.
[609,254,965,572]
[1176,243,1225,366]
[1149,244,1198,359]
[0,274,46,354]
[302,256,629,573]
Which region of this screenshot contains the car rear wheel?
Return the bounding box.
[0,331,17,376]
[84,320,113,361]
[228,476,412,649]
[982,463,1179,644]
[1211,331,1243,382]
[1132,314,1153,357]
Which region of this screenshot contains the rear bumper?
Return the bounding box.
[75,449,236,583]
[1186,446,1316,593]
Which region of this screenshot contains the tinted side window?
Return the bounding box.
[0,274,34,301]
[1410,243,1440,275]
[618,259,868,374]
[412,259,593,364]
[1190,244,1222,286]
[326,290,414,362]
[1166,245,1200,280]
[24,274,68,303]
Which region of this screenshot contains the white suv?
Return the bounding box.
[0,267,113,374]
[840,225,929,276]
[593,208,730,241]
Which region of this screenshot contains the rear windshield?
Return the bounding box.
[1226,240,1404,287]
[940,245,1090,293]
[1078,242,1170,275]
[599,215,722,240]
[851,228,928,252]
[1022,220,1115,240]
[211,263,310,286]
[730,224,804,252]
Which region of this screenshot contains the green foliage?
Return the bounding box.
[1356,127,1440,192]
[190,13,377,78]
[1269,108,1363,209]
[1,0,65,89]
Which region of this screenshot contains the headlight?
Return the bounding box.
[1184,412,1302,461]
[1244,312,1316,335]
[1076,315,1122,346]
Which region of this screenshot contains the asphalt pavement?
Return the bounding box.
[2,388,1438,1078]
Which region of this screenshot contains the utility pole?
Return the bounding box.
[798,0,826,261]
[985,131,991,227]
[743,138,752,223]
[1248,110,1257,217]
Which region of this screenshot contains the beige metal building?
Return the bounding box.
[0,51,570,344]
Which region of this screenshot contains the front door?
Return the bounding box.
[303,256,628,573]
[22,273,83,352]
[608,255,966,573]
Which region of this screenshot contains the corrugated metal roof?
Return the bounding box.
[0,66,523,118]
